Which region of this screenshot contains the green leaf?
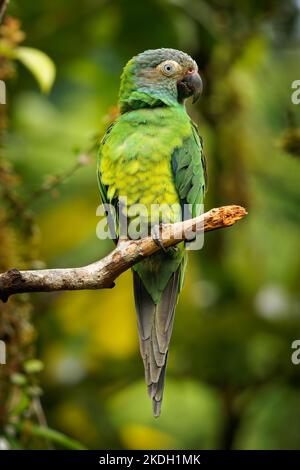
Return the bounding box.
[18,422,88,450]
[15,47,56,93]
[10,373,27,386]
[23,359,44,374]
[9,391,30,417]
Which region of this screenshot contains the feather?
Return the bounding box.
[133,267,181,417]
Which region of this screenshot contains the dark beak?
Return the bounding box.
[177,72,203,103]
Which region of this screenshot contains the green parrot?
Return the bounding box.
[97,48,207,417]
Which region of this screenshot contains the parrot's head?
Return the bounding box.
[119,48,202,113]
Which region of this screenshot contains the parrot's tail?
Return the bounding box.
[133,268,180,417]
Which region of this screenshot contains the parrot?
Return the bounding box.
[97,48,207,417]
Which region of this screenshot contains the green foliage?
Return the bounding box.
[15,47,56,93]
[1,0,300,450]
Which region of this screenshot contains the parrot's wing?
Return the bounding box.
[172,120,207,218]
[97,123,119,242]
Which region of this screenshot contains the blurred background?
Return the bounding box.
[0,0,300,450]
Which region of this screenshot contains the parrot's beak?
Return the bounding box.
[177,71,203,103]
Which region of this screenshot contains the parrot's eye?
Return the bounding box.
[163,63,175,75]
[158,60,180,77]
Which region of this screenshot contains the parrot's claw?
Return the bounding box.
[152,224,168,252]
[168,246,179,256]
[186,233,197,242]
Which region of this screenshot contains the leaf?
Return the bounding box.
[9,391,30,418]
[15,46,56,93]
[18,422,88,450]
[10,373,27,386]
[23,359,44,374]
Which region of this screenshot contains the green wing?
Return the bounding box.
[97,123,119,241]
[97,123,113,205]
[172,121,207,219]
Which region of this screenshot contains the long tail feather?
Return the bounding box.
[133,268,180,417]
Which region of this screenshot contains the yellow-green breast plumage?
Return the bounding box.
[100,106,191,221]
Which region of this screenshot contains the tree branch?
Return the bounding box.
[0,205,247,302]
[0,0,9,24]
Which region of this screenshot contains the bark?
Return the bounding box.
[0,205,247,302]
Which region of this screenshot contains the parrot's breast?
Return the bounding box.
[100,106,191,224]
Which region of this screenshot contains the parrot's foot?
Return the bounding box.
[167,245,180,257]
[151,224,168,252]
[117,236,130,246]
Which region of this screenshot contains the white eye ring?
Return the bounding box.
[162,63,175,75]
[159,60,180,77]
